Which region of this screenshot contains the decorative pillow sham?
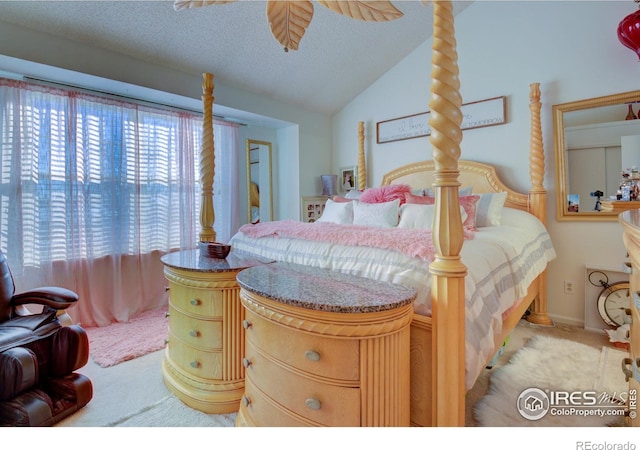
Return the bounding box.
[316,199,353,224]
[404,193,479,230]
[397,203,467,230]
[345,189,362,200]
[473,192,507,227]
[424,186,473,197]
[359,184,412,205]
[353,199,400,228]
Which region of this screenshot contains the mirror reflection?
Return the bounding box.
[246,139,273,224]
[553,90,640,221]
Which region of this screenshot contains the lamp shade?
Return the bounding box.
[618,9,640,60]
[321,174,338,196]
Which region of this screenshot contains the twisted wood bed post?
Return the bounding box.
[526,83,553,326]
[428,0,466,427]
[357,121,366,190]
[200,73,216,243]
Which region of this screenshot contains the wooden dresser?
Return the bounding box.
[619,209,640,426]
[160,249,271,414]
[234,262,416,427]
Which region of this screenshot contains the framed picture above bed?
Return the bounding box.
[376,96,507,144]
[340,166,357,192]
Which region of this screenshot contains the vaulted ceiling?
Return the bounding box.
[0,1,473,116]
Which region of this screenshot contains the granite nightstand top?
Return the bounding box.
[161,249,273,272]
[236,262,416,313]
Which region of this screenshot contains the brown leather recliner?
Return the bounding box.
[0,251,92,426]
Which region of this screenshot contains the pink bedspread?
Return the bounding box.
[238,220,474,262]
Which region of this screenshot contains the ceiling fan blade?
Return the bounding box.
[316,0,403,21]
[267,0,314,52]
[173,0,238,11]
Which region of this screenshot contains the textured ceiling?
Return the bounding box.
[0,1,472,116]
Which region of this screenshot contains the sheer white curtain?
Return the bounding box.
[0,78,239,327]
[213,119,240,243]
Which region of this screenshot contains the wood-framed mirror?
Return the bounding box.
[246,139,273,224]
[554,90,640,221]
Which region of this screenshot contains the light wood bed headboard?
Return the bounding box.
[380,159,530,212]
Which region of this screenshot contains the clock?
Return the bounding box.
[589,270,630,327]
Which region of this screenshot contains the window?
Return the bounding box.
[0,77,239,327]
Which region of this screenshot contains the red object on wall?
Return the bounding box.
[618,9,640,60]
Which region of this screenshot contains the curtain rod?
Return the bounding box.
[21,75,247,126]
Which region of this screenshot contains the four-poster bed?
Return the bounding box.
[194,1,554,426]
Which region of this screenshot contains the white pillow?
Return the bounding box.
[473,192,507,227]
[424,186,473,197]
[397,203,467,229]
[345,189,362,200]
[353,199,400,228]
[316,198,353,224]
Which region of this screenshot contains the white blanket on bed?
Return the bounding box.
[229,207,556,390]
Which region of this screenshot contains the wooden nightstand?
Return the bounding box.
[160,249,271,414]
[235,262,415,427]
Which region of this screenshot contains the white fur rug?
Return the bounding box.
[474,335,629,427]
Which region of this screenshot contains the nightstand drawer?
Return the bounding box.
[241,382,311,427]
[169,304,222,350]
[244,310,360,381]
[167,282,224,318]
[168,332,222,379]
[244,340,360,427]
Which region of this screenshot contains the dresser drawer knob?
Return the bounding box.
[305,350,320,362]
[622,358,633,382]
[190,360,200,369]
[305,398,321,410]
[164,285,170,292]
[242,358,252,368]
[165,311,170,318]
[164,338,169,345]
[189,330,200,338]
[242,319,252,329]
[242,396,251,407]
[190,298,201,306]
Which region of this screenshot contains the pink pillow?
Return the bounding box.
[360,184,412,205]
[405,193,479,230]
[332,196,352,203]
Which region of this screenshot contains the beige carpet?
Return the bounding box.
[52,318,621,428]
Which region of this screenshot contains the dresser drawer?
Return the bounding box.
[167,282,224,318]
[244,340,360,426]
[244,310,359,381]
[168,332,222,379]
[169,304,222,350]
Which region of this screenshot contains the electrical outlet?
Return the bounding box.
[564,280,575,294]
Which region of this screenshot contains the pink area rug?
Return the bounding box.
[85,308,169,368]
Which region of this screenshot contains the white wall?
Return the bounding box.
[333,1,638,326]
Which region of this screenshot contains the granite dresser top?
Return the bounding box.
[236,262,416,314]
[161,249,273,273]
